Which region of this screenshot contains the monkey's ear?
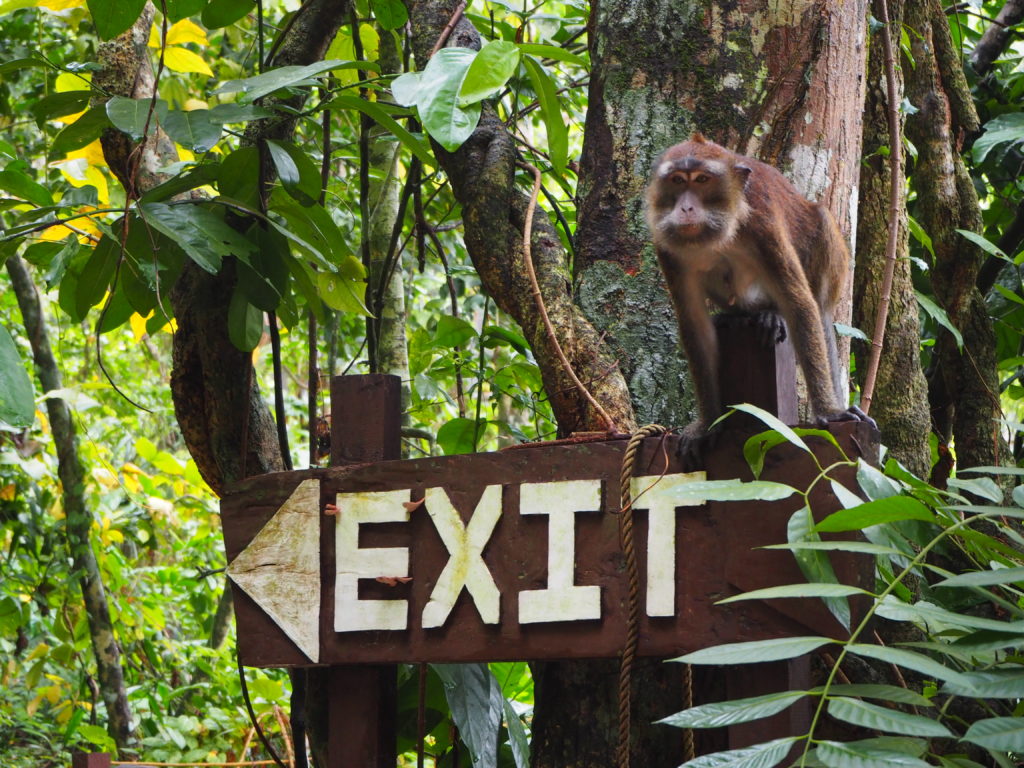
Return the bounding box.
[734,163,752,187]
[691,132,707,143]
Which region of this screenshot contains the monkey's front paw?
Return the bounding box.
[752,310,786,346]
[815,406,878,431]
[677,421,719,470]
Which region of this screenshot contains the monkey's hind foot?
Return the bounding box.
[676,421,720,471]
[815,405,878,431]
[713,310,787,347]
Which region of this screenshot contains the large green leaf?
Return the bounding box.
[140,201,257,274]
[432,315,477,348]
[517,43,587,66]
[934,566,1024,588]
[86,0,147,39]
[392,48,481,151]
[941,669,1024,698]
[916,291,963,350]
[201,0,254,28]
[973,112,1024,163]
[140,162,220,204]
[459,40,521,106]
[0,169,52,207]
[788,505,850,630]
[673,636,834,665]
[433,663,503,768]
[670,479,797,502]
[962,717,1024,751]
[165,0,206,22]
[316,267,369,315]
[105,96,169,140]
[272,199,356,271]
[816,739,932,768]
[51,107,111,157]
[31,90,92,124]
[437,417,487,455]
[265,140,321,206]
[163,109,223,152]
[227,287,263,351]
[717,583,868,604]
[0,325,35,430]
[75,234,120,318]
[658,690,806,729]
[875,596,1024,634]
[678,737,799,768]
[215,60,378,102]
[814,496,934,533]
[763,541,903,556]
[218,147,261,209]
[846,643,965,682]
[370,0,407,30]
[502,697,530,768]
[522,56,568,172]
[827,697,952,738]
[819,684,933,707]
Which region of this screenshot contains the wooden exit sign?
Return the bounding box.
[220,423,876,668]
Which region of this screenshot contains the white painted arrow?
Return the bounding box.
[227,478,321,663]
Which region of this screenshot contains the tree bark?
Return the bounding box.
[904,0,1006,476]
[7,254,136,751]
[408,1,636,438]
[853,0,931,477]
[968,0,1024,77]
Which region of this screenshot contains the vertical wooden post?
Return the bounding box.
[71,754,111,768]
[328,374,402,768]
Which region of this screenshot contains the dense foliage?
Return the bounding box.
[1,0,1024,765]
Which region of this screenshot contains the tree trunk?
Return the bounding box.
[904,0,1006,477]
[853,0,931,477]
[7,255,136,751]
[968,0,1024,77]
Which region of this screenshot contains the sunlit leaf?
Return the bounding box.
[816,739,932,768]
[814,496,934,533]
[0,325,35,430]
[672,636,834,665]
[962,717,1024,751]
[846,643,966,682]
[459,40,521,106]
[716,583,868,604]
[658,690,806,729]
[827,697,953,737]
[164,46,214,76]
[522,55,568,172]
[215,60,379,102]
[677,737,799,768]
[670,479,797,502]
[432,315,477,348]
[0,168,52,207]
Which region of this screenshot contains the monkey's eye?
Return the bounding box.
[694,173,709,183]
[670,173,686,185]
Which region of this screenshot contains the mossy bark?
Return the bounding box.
[853,0,931,478]
[904,0,1006,477]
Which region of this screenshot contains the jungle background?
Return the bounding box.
[4,0,1024,766]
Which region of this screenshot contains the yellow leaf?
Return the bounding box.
[166,18,208,46]
[123,474,140,494]
[164,46,213,77]
[92,467,118,489]
[130,312,149,340]
[38,0,84,10]
[184,98,209,111]
[26,694,41,717]
[43,685,61,704]
[178,147,196,162]
[148,23,160,48]
[121,461,146,476]
[0,484,15,501]
[26,643,50,662]
[55,71,89,92]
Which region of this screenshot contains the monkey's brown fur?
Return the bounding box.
[646,134,863,453]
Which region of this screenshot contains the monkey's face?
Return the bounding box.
[646,143,751,248]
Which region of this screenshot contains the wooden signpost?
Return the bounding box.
[216,326,878,766]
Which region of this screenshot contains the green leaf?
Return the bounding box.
[165,0,206,22]
[437,417,486,455]
[915,291,963,350]
[433,663,503,768]
[140,201,256,274]
[265,140,321,205]
[935,566,1024,588]
[105,96,168,140]
[433,315,477,348]
[819,684,934,708]
[875,596,1024,634]
[946,475,1003,502]
[677,737,799,768]
[218,147,261,209]
[272,198,356,271]
[76,723,116,751]
[816,740,932,768]
[670,479,797,502]
[833,322,869,341]
[0,325,35,429]
[827,697,953,738]
[459,40,521,106]
[962,717,1024,751]
[86,0,148,39]
[370,0,407,30]
[959,465,1024,476]
[957,229,1008,259]
[732,403,810,452]
[717,583,868,604]
[941,669,1024,698]
[0,57,47,77]
[973,112,1024,163]
[163,109,223,152]
[415,48,481,152]
[814,496,934,533]
[215,60,379,102]
[502,696,530,768]
[227,288,263,351]
[481,325,529,354]
[517,43,587,67]
[0,169,52,207]
[658,690,806,729]
[846,643,966,682]
[324,93,434,166]
[75,234,120,318]
[51,107,111,157]
[31,90,92,124]
[787,505,850,630]
[201,0,254,28]
[857,459,900,500]
[672,636,834,665]
[522,55,568,173]
[207,103,275,123]
[316,268,369,315]
[763,541,903,556]
[906,215,934,259]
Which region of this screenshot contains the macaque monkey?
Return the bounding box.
[646,133,871,455]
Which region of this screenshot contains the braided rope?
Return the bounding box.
[616,424,668,768]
